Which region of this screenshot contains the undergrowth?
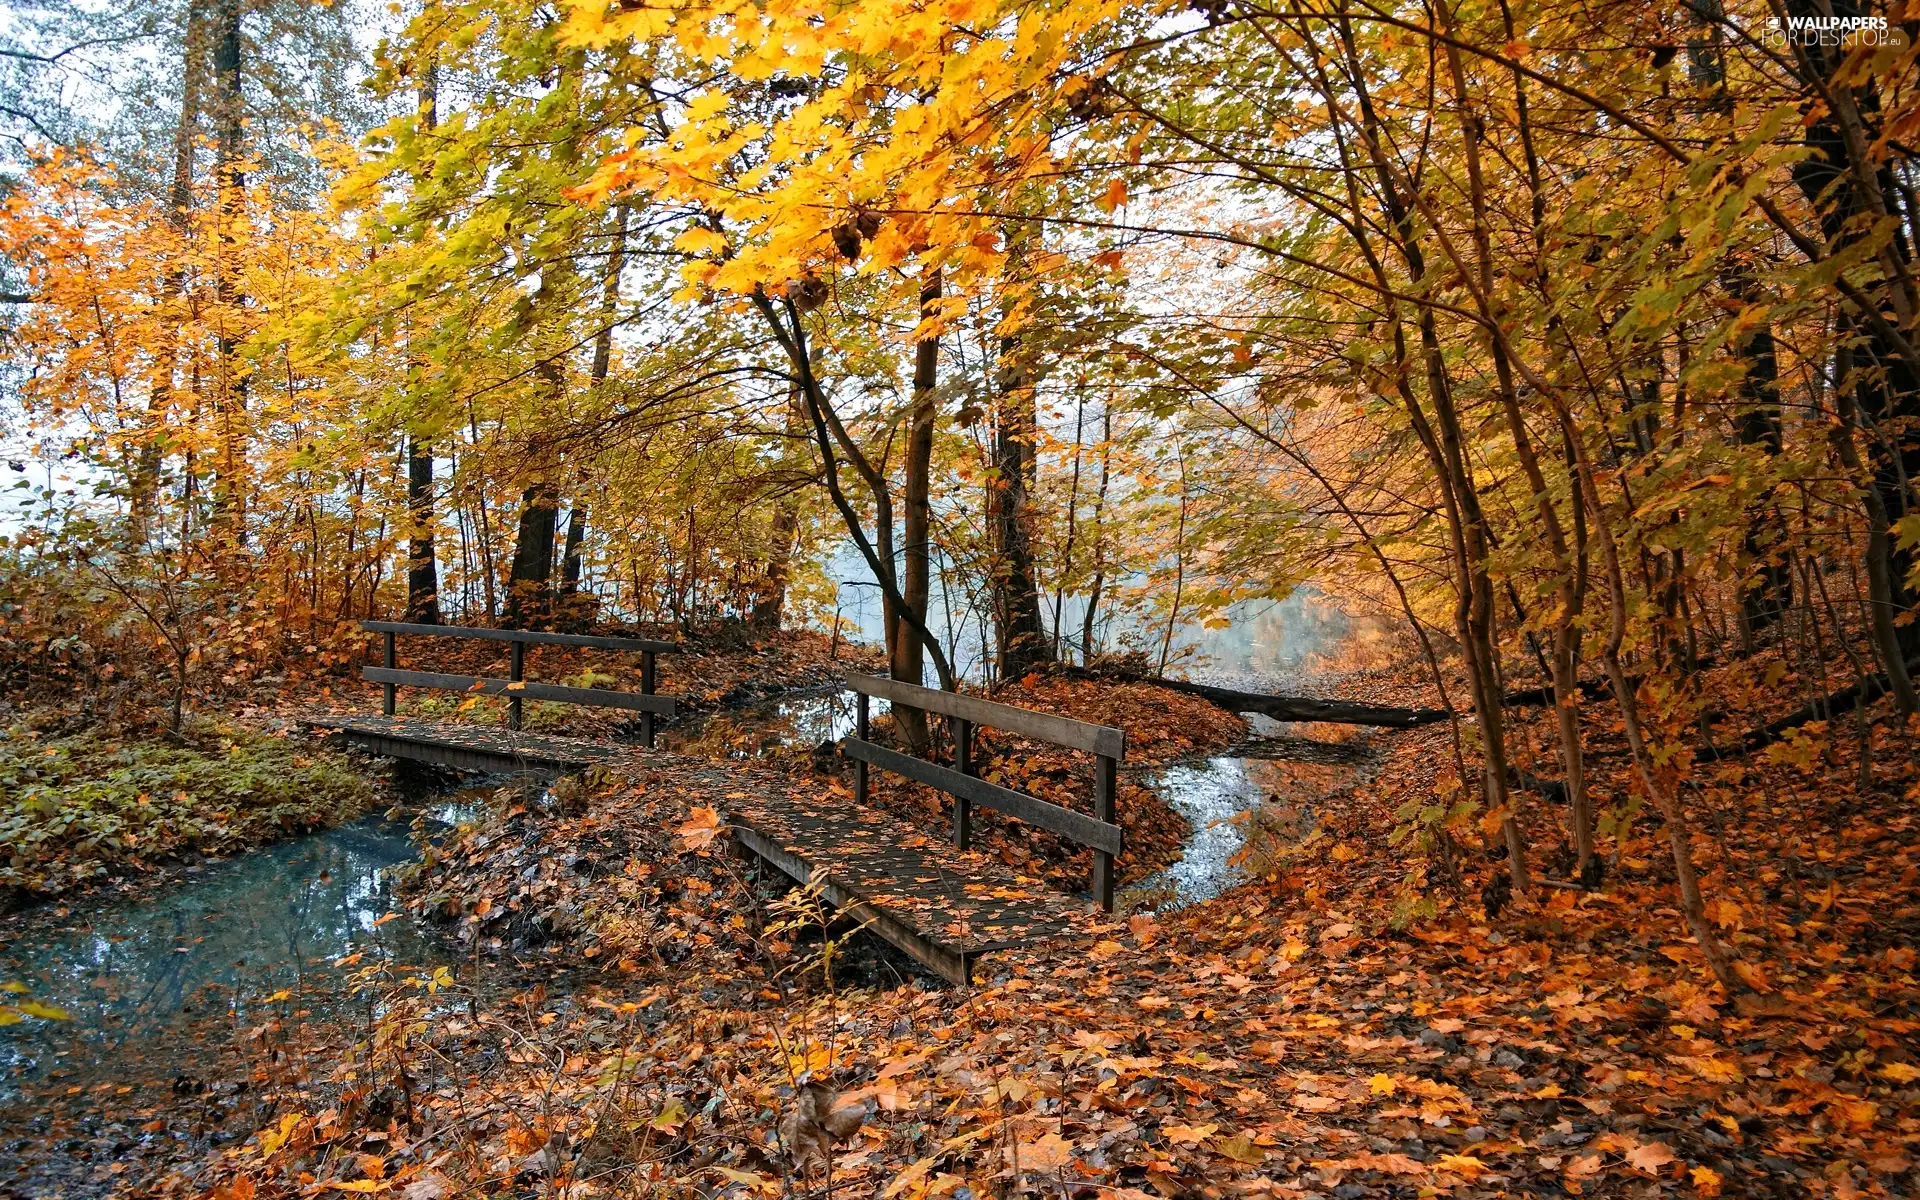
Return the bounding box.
[0,720,375,902]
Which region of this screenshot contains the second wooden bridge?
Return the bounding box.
[307,621,1126,983]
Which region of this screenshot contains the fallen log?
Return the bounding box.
[1138,675,1451,728]
[1697,657,1920,762]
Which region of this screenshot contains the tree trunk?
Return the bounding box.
[1079,404,1112,664]
[505,482,558,628]
[749,292,955,689]
[1735,294,1790,645]
[992,331,1048,679]
[209,0,247,553]
[893,272,941,751]
[132,0,210,543]
[1786,0,1920,658]
[559,506,587,595]
[506,346,561,637]
[1830,328,1919,713]
[405,433,440,623]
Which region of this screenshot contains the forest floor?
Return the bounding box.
[6,639,1918,1199]
[110,655,1919,1200]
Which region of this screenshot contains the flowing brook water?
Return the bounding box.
[0,798,478,1197]
[0,617,1382,1195]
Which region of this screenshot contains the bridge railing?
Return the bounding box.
[838,673,1126,910]
[361,621,681,747]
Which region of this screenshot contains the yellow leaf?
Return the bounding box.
[674,227,728,257]
[1160,1123,1217,1145]
[1691,1165,1724,1196]
[1879,1062,1920,1083]
[1436,1153,1486,1179]
[16,1000,70,1021]
[1732,960,1772,992]
[1098,177,1127,212]
[1212,1132,1264,1164]
[880,1156,937,1200]
[257,1113,303,1159]
[1368,1073,1396,1097]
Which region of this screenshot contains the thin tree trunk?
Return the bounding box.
[1080,404,1113,663]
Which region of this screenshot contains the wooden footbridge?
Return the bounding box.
[306,621,1125,983]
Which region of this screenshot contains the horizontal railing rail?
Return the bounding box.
[362,620,679,654]
[842,673,1125,758]
[838,672,1125,909]
[361,620,679,746]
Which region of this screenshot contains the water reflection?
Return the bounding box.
[0,812,456,1105]
[662,690,887,760]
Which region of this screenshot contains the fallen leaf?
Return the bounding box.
[1012,1132,1074,1172]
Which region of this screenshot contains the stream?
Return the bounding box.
[1,667,1373,1196]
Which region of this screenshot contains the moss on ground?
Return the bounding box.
[0,721,375,902]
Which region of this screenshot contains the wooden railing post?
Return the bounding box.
[1092,753,1117,911]
[508,639,524,731]
[951,716,972,851]
[641,650,657,748]
[854,692,870,804]
[382,630,397,716]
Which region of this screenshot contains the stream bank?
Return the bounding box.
[2,666,1377,1198]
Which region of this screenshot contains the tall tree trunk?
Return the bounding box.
[1831,327,1919,713]
[403,66,441,626]
[1786,0,1920,658]
[506,364,564,629]
[749,292,955,689]
[1689,0,1792,645]
[1735,285,1790,645]
[893,271,941,751]
[992,331,1048,678]
[132,1,210,543]
[559,504,587,592]
[1080,404,1112,663]
[209,0,247,553]
[405,433,440,623]
[1331,12,1520,888]
[753,502,797,633]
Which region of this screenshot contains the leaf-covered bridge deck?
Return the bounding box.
[304,713,1094,983]
[307,714,637,772]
